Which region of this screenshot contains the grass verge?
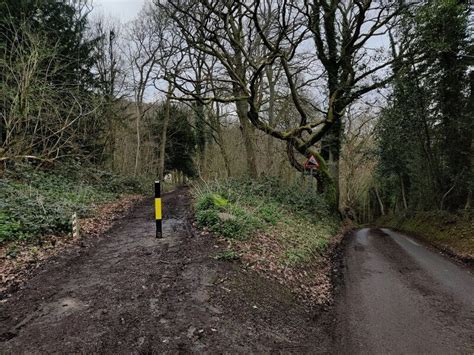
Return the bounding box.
[192,178,342,304]
[377,210,473,262]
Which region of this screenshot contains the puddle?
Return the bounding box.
[41,297,87,319]
[163,218,187,234]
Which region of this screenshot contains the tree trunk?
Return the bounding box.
[133,103,142,176]
[265,66,276,172]
[467,136,474,209]
[194,63,207,176]
[159,83,172,182]
[229,28,258,178]
[219,139,231,178]
[234,92,258,178]
[213,102,231,178]
[321,118,342,204]
[466,71,474,209]
[400,174,408,210]
[374,185,385,216]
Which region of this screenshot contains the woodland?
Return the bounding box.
[0,0,473,244]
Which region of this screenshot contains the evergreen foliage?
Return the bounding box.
[150,103,197,178]
[0,0,105,160]
[376,0,473,212]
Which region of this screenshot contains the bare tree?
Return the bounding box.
[157,0,276,178]
[91,16,125,102]
[123,6,163,175]
[146,4,188,182]
[159,0,409,204]
[204,56,233,178]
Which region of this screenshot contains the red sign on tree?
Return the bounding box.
[304,155,320,170]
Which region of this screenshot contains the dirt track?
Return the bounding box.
[334,228,474,354]
[0,188,331,353]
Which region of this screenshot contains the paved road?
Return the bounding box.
[334,228,474,354]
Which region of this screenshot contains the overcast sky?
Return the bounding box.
[91,0,148,22]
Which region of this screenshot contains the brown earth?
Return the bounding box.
[0,187,333,353]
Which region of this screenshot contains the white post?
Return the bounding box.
[72,212,79,238]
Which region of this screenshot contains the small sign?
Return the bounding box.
[304,155,320,170]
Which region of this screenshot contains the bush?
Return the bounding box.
[0,211,21,243]
[195,193,228,211]
[204,177,334,219]
[194,191,262,240]
[216,219,248,239]
[257,203,281,225]
[0,163,144,244]
[192,178,341,265]
[195,197,260,240]
[196,209,220,227]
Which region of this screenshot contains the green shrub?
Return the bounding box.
[211,193,229,207]
[195,193,228,211]
[195,195,215,211]
[192,178,340,259]
[196,177,334,219]
[257,203,281,225]
[0,211,21,243]
[194,189,262,240]
[195,207,258,240]
[215,218,250,240]
[196,209,220,227]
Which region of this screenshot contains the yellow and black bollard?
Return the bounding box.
[155,181,162,238]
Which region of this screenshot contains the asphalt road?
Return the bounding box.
[334,228,474,354]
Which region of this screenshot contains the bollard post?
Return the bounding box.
[72,212,79,238]
[155,181,162,238]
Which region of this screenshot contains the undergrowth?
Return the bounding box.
[0,162,146,244]
[193,178,340,266]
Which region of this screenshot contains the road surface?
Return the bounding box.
[334,228,474,354]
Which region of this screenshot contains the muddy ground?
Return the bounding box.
[0,188,333,353]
